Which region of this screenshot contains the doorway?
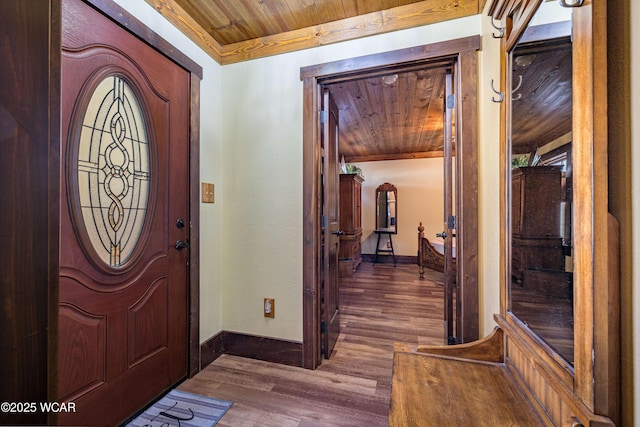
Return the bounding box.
[301,36,481,369]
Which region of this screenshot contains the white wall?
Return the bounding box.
[354,159,446,257]
[220,16,493,341]
[116,0,501,345]
[478,5,502,334]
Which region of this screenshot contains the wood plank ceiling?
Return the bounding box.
[511,38,572,156]
[327,66,450,162]
[143,0,483,64]
[141,0,570,162]
[142,0,484,161]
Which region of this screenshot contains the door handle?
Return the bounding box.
[175,240,190,250]
[436,231,447,239]
[331,230,345,236]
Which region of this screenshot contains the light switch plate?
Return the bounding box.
[202,182,214,203]
[264,298,275,318]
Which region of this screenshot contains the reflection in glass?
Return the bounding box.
[375,183,397,233]
[509,2,574,364]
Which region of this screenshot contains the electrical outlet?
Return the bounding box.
[264,298,275,318]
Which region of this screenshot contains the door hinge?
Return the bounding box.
[320,110,328,124]
[321,321,328,333]
[447,215,456,230]
[446,94,455,109]
[321,215,328,228]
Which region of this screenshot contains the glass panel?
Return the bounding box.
[78,75,150,267]
[509,1,574,364]
[375,183,397,233]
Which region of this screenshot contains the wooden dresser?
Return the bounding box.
[339,173,363,276]
[511,166,564,281]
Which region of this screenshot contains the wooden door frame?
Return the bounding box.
[300,35,481,369]
[53,0,203,392]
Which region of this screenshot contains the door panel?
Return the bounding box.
[443,69,457,344]
[59,0,190,425]
[321,88,341,359]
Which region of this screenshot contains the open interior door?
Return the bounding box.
[442,69,458,345]
[321,88,341,359]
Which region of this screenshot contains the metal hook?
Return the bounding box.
[490,79,504,103]
[490,17,504,39]
[512,75,523,101]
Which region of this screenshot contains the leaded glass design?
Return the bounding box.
[78,75,150,267]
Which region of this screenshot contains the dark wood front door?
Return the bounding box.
[321,88,341,359]
[58,0,190,425]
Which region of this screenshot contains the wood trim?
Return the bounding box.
[86,0,203,78]
[497,314,615,426]
[416,326,504,362]
[347,150,447,163]
[142,0,223,65]
[0,1,58,425]
[200,332,304,368]
[572,1,617,420]
[302,77,322,369]
[199,331,224,369]
[302,37,481,369]
[456,49,479,343]
[604,214,621,424]
[222,332,303,367]
[188,73,201,377]
[301,36,481,81]
[48,2,62,423]
[503,0,542,52]
[499,312,574,386]
[361,254,417,264]
[499,12,510,317]
[144,0,480,65]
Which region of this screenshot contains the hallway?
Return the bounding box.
[179,263,445,426]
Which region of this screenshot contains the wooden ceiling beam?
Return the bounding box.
[346,150,449,163]
[144,0,480,64]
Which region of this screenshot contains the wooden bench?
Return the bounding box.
[388,328,543,426]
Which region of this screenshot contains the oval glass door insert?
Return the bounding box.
[77,75,150,267]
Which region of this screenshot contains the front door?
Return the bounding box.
[58,0,190,425]
[321,88,341,359]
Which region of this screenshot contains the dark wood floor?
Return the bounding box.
[179,262,446,426]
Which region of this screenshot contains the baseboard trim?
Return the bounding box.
[199,331,224,369]
[361,254,417,264]
[200,331,303,369]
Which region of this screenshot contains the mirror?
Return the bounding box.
[508,2,574,364]
[375,183,397,233]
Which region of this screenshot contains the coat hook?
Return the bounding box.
[490,17,504,39]
[490,79,504,103]
[512,75,523,101]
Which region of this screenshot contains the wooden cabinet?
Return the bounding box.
[339,174,363,276]
[511,166,564,280]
